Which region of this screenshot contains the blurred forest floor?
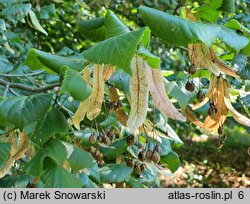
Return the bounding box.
[161,126,250,188]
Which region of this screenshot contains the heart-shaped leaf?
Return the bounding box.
[0,93,53,129]
[139,6,248,51]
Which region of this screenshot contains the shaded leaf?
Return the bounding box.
[42,163,82,188]
[79,172,98,188]
[78,17,106,41]
[66,145,96,172]
[26,139,67,178]
[29,108,69,146]
[2,3,31,25]
[220,0,235,13]
[78,10,129,41]
[0,93,53,129]
[160,151,180,173]
[29,10,48,36]
[99,164,132,183]
[39,4,56,19]
[0,142,11,169]
[99,138,127,160]
[60,68,92,101]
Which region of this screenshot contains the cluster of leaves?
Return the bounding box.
[0,0,250,188]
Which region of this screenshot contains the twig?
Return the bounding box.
[0,78,60,92]
[173,0,183,15]
[0,128,15,136]
[9,88,20,96]
[57,101,74,116]
[0,70,45,77]
[3,84,10,97]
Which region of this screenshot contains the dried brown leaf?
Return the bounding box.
[186,8,238,78]
[184,108,205,129]
[146,65,186,121]
[0,131,29,178]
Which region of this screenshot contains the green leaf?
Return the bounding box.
[29,108,69,146]
[140,162,159,184]
[78,10,129,42]
[42,163,82,187]
[79,172,98,187]
[233,53,250,80]
[139,6,248,51]
[26,139,67,178]
[24,48,85,74]
[78,17,106,41]
[99,164,132,183]
[160,151,180,173]
[225,19,250,34]
[0,142,11,169]
[65,144,96,172]
[208,0,223,9]
[60,68,92,101]
[39,4,56,20]
[82,27,150,75]
[104,10,130,38]
[108,70,130,94]
[164,80,189,109]
[29,10,48,36]
[2,3,31,25]
[0,93,53,129]
[74,129,98,147]
[194,5,220,23]
[0,175,33,188]
[99,138,128,160]
[220,0,235,13]
[159,138,171,156]
[241,95,250,108]
[165,123,183,145]
[138,46,161,68]
[0,0,17,6]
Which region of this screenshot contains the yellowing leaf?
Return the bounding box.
[83,66,91,86]
[127,56,149,132]
[103,65,115,81]
[204,76,228,130]
[0,132,29,178]
[140,119,162,143]
[72,100,89,130]
[146,65,186,122]
[73,64,105,128]
[192,74,216,110]
[12,131,29,160]
[86,64,105,120]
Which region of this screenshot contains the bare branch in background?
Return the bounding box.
[0,78,59,93]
